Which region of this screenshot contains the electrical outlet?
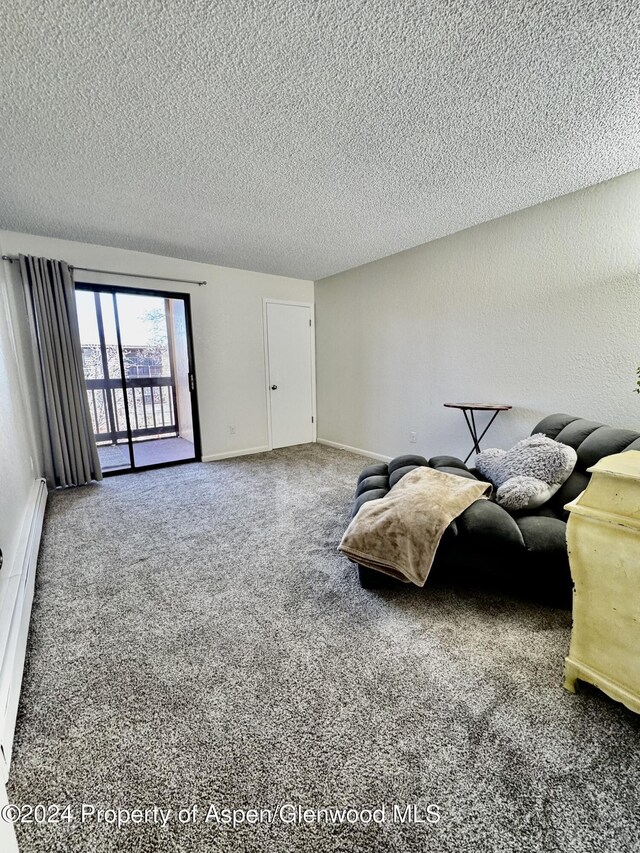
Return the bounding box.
[228,425,236,435]
[409,431,417,443]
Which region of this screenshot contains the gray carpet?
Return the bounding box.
[8,445,640,852]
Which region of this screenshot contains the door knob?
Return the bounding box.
[271,385,278,390]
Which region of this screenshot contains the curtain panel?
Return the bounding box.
[19,254,102,487]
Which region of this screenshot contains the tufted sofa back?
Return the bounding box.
[532,414,640,517]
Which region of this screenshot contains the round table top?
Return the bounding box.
[444,403,512,411]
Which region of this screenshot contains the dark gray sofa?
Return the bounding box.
[351,414,640,603]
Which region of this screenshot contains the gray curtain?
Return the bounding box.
[19,254,102,487]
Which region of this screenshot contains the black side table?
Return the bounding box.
[444,403,512,463]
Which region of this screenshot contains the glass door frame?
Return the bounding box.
[75,281,203,476]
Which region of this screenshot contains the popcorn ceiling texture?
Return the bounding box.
[1,0,640,279]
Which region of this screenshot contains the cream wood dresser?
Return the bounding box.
[564,450,640,714]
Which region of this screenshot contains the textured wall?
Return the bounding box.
[0,232,313,461]
[315,171,640,461]
[1,1,640,278]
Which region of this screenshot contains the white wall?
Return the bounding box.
[315,171,640,461]
[0,231,314,461]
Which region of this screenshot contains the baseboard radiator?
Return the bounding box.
[0,478,47,781]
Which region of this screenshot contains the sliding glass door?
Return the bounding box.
[75,284,201,474]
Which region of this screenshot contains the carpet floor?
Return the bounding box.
[8,444,640,853]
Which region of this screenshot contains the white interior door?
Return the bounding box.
[266,302,314,449]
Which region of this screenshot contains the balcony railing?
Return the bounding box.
[86,376,178,443]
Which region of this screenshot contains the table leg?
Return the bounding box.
[475,409,501,447]
[463,409,502,463]
[463,409,481,462]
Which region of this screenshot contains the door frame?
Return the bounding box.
[75,281,203,474]
[262,298,317,451]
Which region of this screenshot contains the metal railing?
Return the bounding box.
[86,377,178,443]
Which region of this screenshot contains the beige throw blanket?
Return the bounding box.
[339,467,491,586]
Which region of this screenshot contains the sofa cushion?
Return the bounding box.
[357,462,389,484]
[388,454,429,474]
[355,474,389,497]
[456,500,525,550]
[389,465,421,488]
[576,427,640,470]
[352,488,388,517]
[532,413,581,441]
[533,504,563,520]
[554,419,604,450]
[516,515,568,555]
[429,455,470,471]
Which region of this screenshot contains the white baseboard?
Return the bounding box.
[317,438,392,463]
[0,478,47,780]
[202,445,271,462]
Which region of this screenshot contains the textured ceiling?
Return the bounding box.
[1,1,640,280]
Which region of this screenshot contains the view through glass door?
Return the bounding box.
[75,285,200,474]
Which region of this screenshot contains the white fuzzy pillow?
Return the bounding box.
[475,434,577,512]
